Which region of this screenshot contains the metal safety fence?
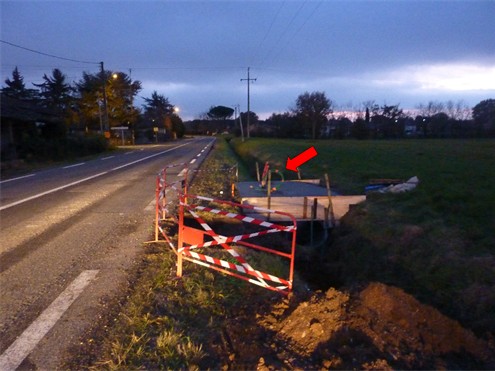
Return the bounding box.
[152,163,297,295]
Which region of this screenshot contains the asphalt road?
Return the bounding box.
[0,137,215,370]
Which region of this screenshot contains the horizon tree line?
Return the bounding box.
[2,66,494,143]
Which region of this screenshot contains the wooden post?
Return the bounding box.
[267,171,272,221]
[325,173,336,227]
[310,198,317,246]
[303,196,308,219]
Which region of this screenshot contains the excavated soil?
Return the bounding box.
[212,282,494,370]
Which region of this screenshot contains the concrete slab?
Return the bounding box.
[236,181,366,227]
[236,181,332,198]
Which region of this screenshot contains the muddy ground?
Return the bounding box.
[206,282,494,370]
[67,229,495,370]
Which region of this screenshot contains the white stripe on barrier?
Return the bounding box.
[186,208,274,287]
[183,250,290,286]
[189,204,294,231]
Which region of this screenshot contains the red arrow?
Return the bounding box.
[286,146,318,172]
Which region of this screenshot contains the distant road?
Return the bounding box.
[0,137,215,369]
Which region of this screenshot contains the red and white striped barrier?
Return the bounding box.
[177,193,297,295]
[153,163,190,241]
[153,163,239,242]
[151,162,297,295]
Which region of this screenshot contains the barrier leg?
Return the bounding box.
[177,194,185,277]
[177,252,183,277]
[155,176,160,242]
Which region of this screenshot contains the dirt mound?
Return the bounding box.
[223,282,494,370]
[349,283,493,369]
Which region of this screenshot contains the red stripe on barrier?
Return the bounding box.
[181,250,291,287]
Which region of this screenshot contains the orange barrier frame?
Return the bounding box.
[177,193,297,295]
[152,163,297,295]
[154,162,189,243]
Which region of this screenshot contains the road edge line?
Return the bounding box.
[0,270,99,371]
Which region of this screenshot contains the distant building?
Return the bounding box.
[404,117,418,137]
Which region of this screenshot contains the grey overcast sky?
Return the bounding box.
[1,0,494,120]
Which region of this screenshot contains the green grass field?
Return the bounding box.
[231,138,495,249]
[230,137,495,334]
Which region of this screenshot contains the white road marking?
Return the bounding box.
[101,156,115,160]
[110,142,189,171]
[63,162,85,169]
[124,151,134,155]
[0,172,108,211]
[0,270,99,371]
[178,169,187,177]
[145,198,156,212]
[0,142,192,211]
[0,174,36,184]
[190,159,196,164]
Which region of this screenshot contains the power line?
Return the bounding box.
[258,1,307,68]
[252,0,286,67]
[0,40,99,65]
[267,1,323,68]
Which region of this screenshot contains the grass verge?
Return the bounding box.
[86,136,282,369]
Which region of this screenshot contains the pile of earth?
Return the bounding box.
[209,282,494,370]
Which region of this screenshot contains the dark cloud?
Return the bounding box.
[2,1,494,119]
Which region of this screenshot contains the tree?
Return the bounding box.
[371,104,404,138]
[417,101,445,118]
[266,112,297,138]
[430,112,450,138]
[107,72,142,129]
[292,91,332,139]
[76,70,141,132]
[170,114,185,138]
[75,72,105,130]
[142,91,174,127]
[351,118,369,139]
[34,69,72,110]
[2,67,38,100]
[207,105,234,120]
[31,68,75,138]
[472,99,495,136]
[240,111,259,136]
[142,91,185,139]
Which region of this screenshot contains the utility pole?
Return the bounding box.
[100,61,110,132]
[241,67,256,139]
[234,104,244,142]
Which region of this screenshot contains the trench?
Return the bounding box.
[183,214,341,292]
[293,224,344,291]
